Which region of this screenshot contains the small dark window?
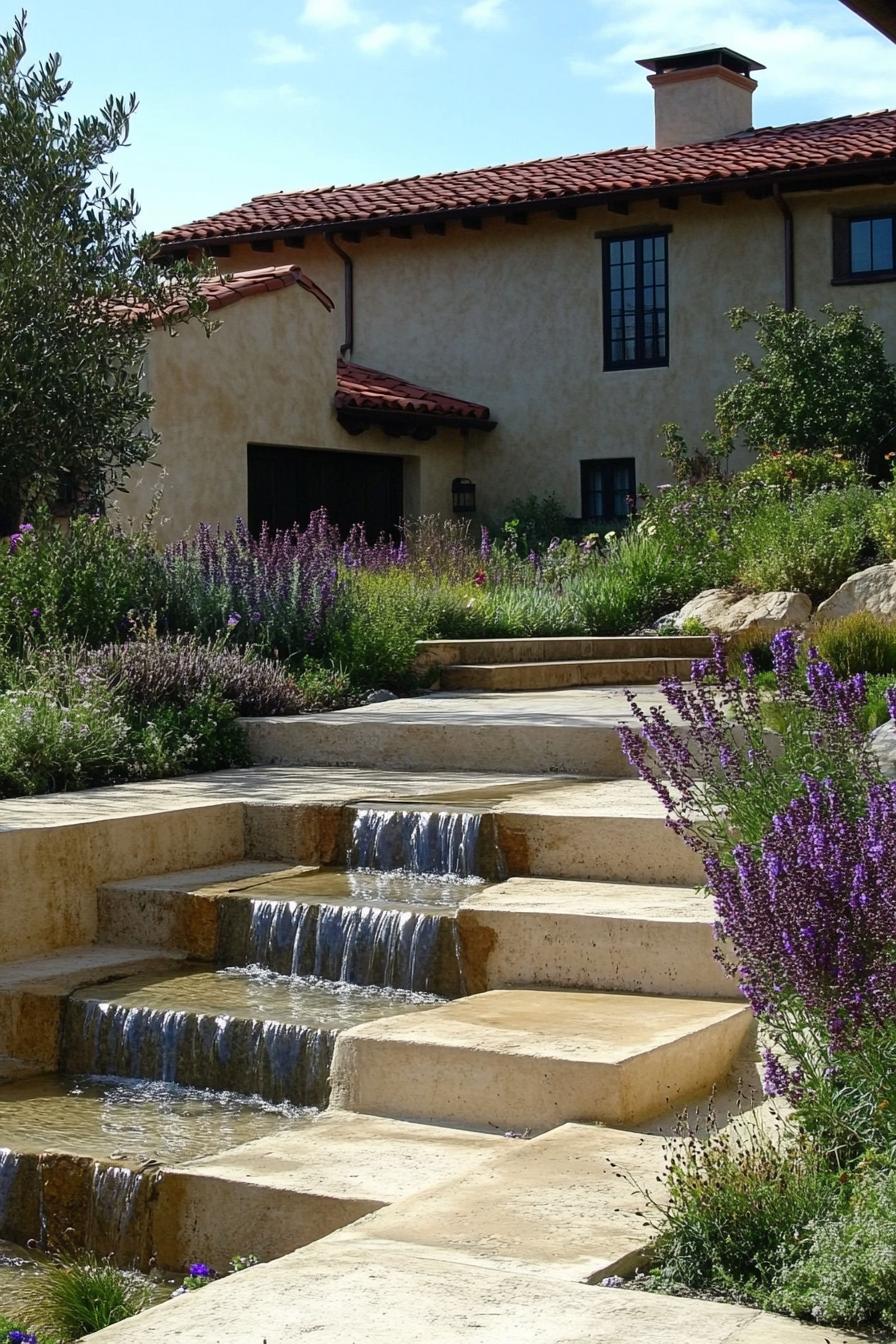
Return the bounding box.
[581,458,636,522]
[603,232,669,369]
[833,213,896,283]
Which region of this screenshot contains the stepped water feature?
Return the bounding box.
[62,967,443,1106]
[349,807,495,879]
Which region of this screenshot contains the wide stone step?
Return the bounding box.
[243,687,664,777]
[328,1121,665,1283]
[441,656,696,692]
[415,635,712,669]
[153,1109,504,1271]
[330,987,753,1132]
[458,877,735,999]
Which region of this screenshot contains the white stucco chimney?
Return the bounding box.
[637,48,764,149]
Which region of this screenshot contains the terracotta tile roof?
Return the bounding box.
[115,264,334,324]
[158,109,896,248]
[336,359,492,423]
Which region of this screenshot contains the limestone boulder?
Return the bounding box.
[814,563,896,624]
[869,720,896,780]
[677,589,812,637]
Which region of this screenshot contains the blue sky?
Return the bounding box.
[20,0,896,233]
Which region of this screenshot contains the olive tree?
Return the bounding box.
[0,12,211,528]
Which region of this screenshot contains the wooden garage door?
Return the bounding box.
[247,443,404,538]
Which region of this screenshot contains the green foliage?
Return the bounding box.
[128,689,249,779]
[773,1164,896,1329]
[0,14,212,522]
[639,479,741,593]
[293,660,357,711]
[735,486,873,601]
[737,448,867,496]
[679,616,708,636]
[715,304,896,470]
[31,1257,153,1339]
[498,492,570,553]
[813,612,896,679]
[648,1121,838,1307]
[0,513,167,651]
[869,468,896,559]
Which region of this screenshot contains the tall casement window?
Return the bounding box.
[602,230,669,370]
[581,458,636,522]
[833,213,896,283]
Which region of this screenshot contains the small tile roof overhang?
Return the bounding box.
[335,360,495,438]
[117,264,335,325]
[157,108,896,253]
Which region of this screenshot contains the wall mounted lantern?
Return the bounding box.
[452,477,476,514]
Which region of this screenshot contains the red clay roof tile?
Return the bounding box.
[158,109,896,247]
[118,264,334,324]
[335,359,491,422]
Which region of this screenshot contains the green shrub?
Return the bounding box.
[0,675,130,796]
[639,478,741,593]
[294,659,357,711]
[773,1165,896,1329]
[736,448,866,496]
[869,473,896,559]
[735,486,873,600]
[498,492,571,553]
[648,1122,839,1307]
[813,612,896,678]
[129,689,249,779]
[0,513,166,651]
[32,1257,154,1339]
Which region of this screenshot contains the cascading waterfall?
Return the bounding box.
[62,999,334,1107]
[350,808,482,878]
[245,898,465,997]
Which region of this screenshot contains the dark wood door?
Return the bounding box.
[247,443,404,538]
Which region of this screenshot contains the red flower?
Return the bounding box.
[473,570,487,588]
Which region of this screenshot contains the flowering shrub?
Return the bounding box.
[620,631,896,1156]
[87,636,303,716]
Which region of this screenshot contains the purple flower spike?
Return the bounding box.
[189,1263,213,1278]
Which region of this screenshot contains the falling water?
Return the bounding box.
[350,809,483,877]
[85,1163,160,1262]
[245,898,465,996]
[62,1000,334,1107]
[0,1149,21,1233]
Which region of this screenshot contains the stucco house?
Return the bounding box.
[133,47,896,540]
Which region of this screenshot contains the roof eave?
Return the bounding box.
[334,402,496,437]
[156,156,896,255]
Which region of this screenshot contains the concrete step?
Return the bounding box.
[415,635,712,670]
[329,1121,665,1283]
[243,687,668,777]
[153,1109,505,1270]
[330,987,753,1133]
[458,877,735,999]
[0,945,186,1067]
[82,1236,869,1344]
[441,656,696,692]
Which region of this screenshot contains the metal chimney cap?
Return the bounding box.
[637,47,766,78]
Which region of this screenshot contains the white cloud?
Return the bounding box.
[356,21,440,54]
[577,0,896,108]
[301,0,363,27]
[225,84,317,110]
[460,0,508,30]
[251,31,314,64]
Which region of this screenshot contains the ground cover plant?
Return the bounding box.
[619,632,896,1328]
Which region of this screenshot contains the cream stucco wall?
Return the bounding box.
[116,279,470,541]
[216,181,896,528]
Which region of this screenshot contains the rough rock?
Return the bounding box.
[365,690,397,705]
[676,589,812,637]
[814,563,896,624]
[870,720,896,780]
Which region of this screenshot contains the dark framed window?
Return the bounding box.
[833,212,896,284]
[602,231,669,369]
[581,458,636,522]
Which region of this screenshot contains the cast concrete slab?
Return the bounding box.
[415,635,712,668]
[458,876,735,997]
[440,656,697,692]
[332,1121,665,1281]
[0,944,185,1064]
[85,1240,864,1343]
[331,987,754,1132]
[153,1109,505,1269]
[242,687,670,776]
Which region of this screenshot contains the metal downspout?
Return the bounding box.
[773,184,795,312]
[326,234,354,358]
